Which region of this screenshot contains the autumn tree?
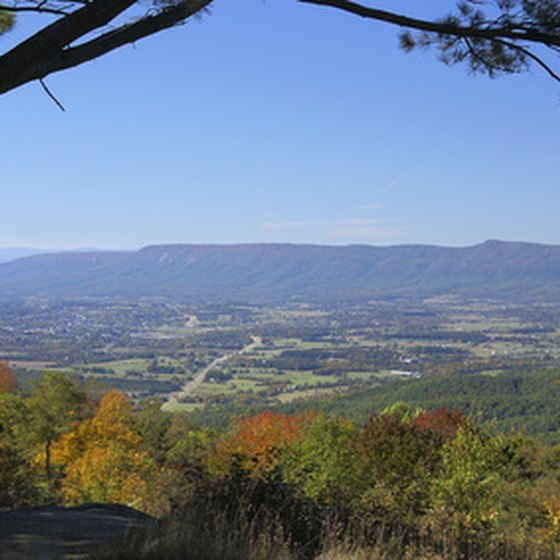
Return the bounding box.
[411,407,469,441]
[209,411,312,476]
[0,360,16,393]
[0,0,558,95]
[350,411,460,528]
[51,389,155,509]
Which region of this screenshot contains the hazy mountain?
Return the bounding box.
[0,247,54,264]
[0,241,558,303]
[0,247,103,264]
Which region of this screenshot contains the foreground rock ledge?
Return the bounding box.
[0,503,155,560]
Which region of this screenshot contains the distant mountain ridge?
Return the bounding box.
[0,247,54,263]
[0,240,558,303]
[0,247,103,264]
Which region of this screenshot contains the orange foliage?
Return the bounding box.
[0,361,16,393]
[211,411,314,475]
[51,389,154,508]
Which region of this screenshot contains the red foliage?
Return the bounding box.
[411,407,468,439]
[354,409,469,483]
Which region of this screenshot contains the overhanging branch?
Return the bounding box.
[0,0,212,94]
[298,0,560,48]
[52,0,212,75]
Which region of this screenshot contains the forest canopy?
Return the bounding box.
[5,365,560,558]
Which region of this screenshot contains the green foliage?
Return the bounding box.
[291,369,560,444]
[349,412,448,529]
[0,393,37,507]
[281,413,358,501]
[0,9,14,34]
[399,0,560,79]
[28,371,89,485]
[104,407,560,559]
[8,369,560,557]
[166,425,217,464]
[135,397,172,462]
[433,426,506,530]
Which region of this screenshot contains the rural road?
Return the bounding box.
[161,335,261,411]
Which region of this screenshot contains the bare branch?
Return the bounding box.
[2,5,69,15]
[39,77,66,110]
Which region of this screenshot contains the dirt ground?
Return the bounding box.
[0,503,155,559]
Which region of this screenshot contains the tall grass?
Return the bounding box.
[98,480,559,560]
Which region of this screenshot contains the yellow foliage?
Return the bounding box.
[50,390,155,510]
[545,497,560,528]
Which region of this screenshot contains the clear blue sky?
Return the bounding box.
[1,0,559,250]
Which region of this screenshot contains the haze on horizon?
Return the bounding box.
[2,0,558,251]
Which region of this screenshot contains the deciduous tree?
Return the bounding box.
[28,371,88,485]
[51,389,155,509]
[0,361,16,393]
[281,413,358,502]
[209,411,312,476]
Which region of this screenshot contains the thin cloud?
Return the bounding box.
[329,218,410,240]
[358,203,384,211]
[374,169,416,194]
[260,221,325,231]
[260,218,410,242]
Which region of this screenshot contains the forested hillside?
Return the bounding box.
[277,368,560,444]
[1,240,559,302]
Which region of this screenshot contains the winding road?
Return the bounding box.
[161,335,261,412]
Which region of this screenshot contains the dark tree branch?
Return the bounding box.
[2,5,69,15]
[298,0,560,48]
[1,0,559,96]
[0,0,138,92]
[298,0,560,83]
[0,0,212,94]
[50,0,212,76]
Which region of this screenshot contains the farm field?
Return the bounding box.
[1,297,559,412]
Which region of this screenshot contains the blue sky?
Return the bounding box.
[1,0,559,250]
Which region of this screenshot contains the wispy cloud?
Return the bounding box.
[260,220,324,232]
[260,218,410,242]
[329,218,409,240]
[374,168,417,194]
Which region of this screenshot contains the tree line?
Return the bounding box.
[3,361,560,558]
